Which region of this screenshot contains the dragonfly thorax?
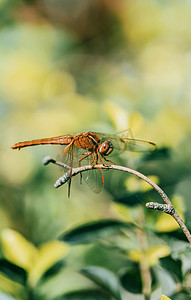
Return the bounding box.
[98,140,113,156]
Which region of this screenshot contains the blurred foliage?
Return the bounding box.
[0,0,191,299]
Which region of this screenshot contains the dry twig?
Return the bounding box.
[43,156,191,244]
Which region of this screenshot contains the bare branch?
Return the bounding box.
[42,156,71,170]
[43,156,191,244]
[145,202,175,215]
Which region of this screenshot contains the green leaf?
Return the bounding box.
[28,240,68,287]
[0,259,27,285]
[143,147,171,161]
[38,259,65,284]
[159,256,182,282]
[54,289,110,300]
[120,264,158,294]
[170,291,191,300]
[59,219,133,245]
[81,266,122,300]
[120,265,142,294]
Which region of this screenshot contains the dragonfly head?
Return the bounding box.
[98,140,113,156]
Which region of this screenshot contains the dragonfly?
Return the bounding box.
[11,131,156,196]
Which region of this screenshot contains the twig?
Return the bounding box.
[43,156,191,244]
[42,156,71,170]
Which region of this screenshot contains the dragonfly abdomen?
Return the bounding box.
[11,136,73,150]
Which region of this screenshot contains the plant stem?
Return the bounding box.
[136,208,151,300]
[43,157,191,244]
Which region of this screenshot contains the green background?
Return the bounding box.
[0,1,191,299]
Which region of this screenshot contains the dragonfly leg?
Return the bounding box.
[79,151,92,166]
[90,153,97,165]
[97,150,108,165]
[94,150,103,164]
[79,151,92,184]
[96,149,115,165]
[94,152,101,165]
[62,142,73,155]
[101,155,115,165]
[93,151,104,184]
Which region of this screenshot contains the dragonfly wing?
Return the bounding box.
[75,147,103,193]
[60,145,72,172]
[94,132,156,153]
[60,144,74,197]
[121,138,157,152]
[83,168,104,194]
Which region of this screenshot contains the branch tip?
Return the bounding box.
[146,202,175,215]
[42,155,191,244]
[42,156,55,165]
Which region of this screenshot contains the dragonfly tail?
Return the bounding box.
[11,136,71,150]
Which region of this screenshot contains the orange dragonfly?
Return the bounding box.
[11,131,156,196]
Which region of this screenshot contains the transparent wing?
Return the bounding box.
[56,143,89,196]
[59,144,74,197]
[59,145,73,171]
[83,167,104,194]
[74,147,104,193]
[94,131,157,153]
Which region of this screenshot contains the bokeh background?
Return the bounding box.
[0,0,191,299]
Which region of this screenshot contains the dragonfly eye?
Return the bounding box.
[99,140,113,156]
